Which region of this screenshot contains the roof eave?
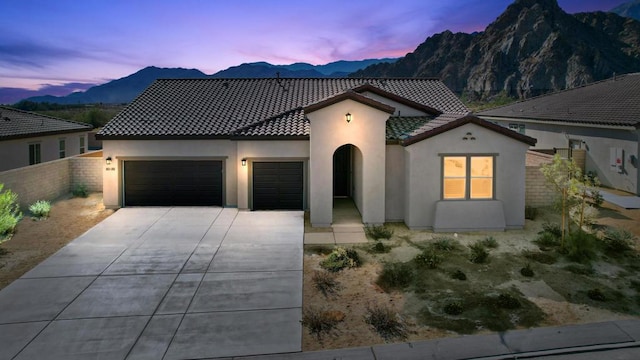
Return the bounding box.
[304,90,395,115]
[1,127,93,141]
[352,84,443,116]
[95,134,230,141]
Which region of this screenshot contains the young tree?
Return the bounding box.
[540,155,581,246]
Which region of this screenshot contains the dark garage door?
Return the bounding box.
[124,160,223,206]
[253,162,303,210]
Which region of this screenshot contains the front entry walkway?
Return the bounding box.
[304,198,368,245]
[0,208,303,359]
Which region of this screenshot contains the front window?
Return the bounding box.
[29,143,41,165]
[443,155,494,200]
[59,139,66,158]
[509,123,525,134]
[79,136,85,154]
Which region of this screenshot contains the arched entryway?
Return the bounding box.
[332,144,363,225]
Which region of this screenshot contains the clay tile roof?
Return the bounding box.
[386,116,433,141]
[0,105,92,140]
[478,73,640,127]
[97,78,470,139]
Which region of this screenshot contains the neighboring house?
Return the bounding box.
[0,106,93,172]
[97,78,536,231]
[478,73,640,196]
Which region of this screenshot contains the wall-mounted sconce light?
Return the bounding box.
[241,158,247,166]
[462,132,476,141]
[106,157,112,166]
[345,113,352,123]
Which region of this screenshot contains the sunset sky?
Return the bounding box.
[0,0,626,100]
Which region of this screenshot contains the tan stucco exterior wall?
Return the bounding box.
[101,139,238,208]
[385,145,405,221]
[307,99,391,226]
[404,123,530,230]
[0,132,89,172]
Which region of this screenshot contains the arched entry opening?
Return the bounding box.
[332,144,363,225]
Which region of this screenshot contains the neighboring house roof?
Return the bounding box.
[97,78,470,140]
[0,106,92,141]
[477,73,640,127]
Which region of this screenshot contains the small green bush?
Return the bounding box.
[320,247,361,272]
[0,184,22,240]
[376,262,414,291]
[431,237,458,251]
[563,264,595,275]
[370,241,390,254]
[443,301,464,315]
[414,248,442,269]
[524,206,538,220]
[450,269,467,281]
[522,250,557,264]
[468,242,489,264]
[602,228,635,253]
[72,183,89,198]
[496,293,521,309]
[364,303,407,341]
[301,307,342,342]
[520,263,534,277]
[29,200,51,219]
[365,224,394,240]
[534,232,560,248]
[540,222,562,238]
[480,236,498,249]
[312,270,340,297]
[587,288,606,301]
[565,231,599,263]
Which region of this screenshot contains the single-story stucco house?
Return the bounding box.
[0,106,92,172]
[96,78,536,231]
[478,73,640,196]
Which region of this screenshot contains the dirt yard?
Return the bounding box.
[303,201,640,351]
[0,193,114,290]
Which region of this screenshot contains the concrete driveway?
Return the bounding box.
[0,207,304,360]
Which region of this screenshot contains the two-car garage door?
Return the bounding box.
[123,160,303,210]
[124,160,223,206]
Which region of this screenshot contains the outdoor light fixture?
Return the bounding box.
[345,113,352,123]
[106,157,112,165]
[241,158,247,166]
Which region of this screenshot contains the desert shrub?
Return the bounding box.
[320,247,361,272]
[565,230,599,263]
[365,224,394,240]
[370,241,390,254]
[589,189,604,208]
[540,222,562,238]
[376,262,414,291]
[301,307,343,341]
[72,183,89,198]
[29,200,51,219]
[496,293,521,309]
[0,184,22,240]
[522,250,557,264]
[312,270,340,297]
[602,228,635,253]
[414,248,442,269]
[520,263,534,277]
[443,301,464,315]
[468,242,489,264]
[587,288,606,301]
[534,232,560,248]
[524,206,538,220]
[563,264,595,275]
[364,303,407,341]
[431,237,459,252]
[480,236,498,249]
[450,269,467,281]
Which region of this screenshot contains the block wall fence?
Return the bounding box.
[0,151,103,208]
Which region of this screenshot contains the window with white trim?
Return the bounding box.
[443,156,494,200]
[29,143,41,165]
[59,138,66,158]
[79,136,85,154]
[508,123,525,134]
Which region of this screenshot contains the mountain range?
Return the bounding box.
[351,0,640,99]
[8,0,640,105]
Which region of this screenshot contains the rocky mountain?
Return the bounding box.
[19,59,396,105]
[612,0,640,20]
[351,0,640,99]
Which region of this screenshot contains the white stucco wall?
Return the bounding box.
[488,119,639,195]
[307,99,390,226]
[236,140,310,209]
[385,145,405,221]
[404,123,530,230]
[101,139,238,208]
[361,91,427,117]
[0,132,89,171]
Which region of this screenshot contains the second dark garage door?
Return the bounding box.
[253,162,303,210]
[124,160,223,206]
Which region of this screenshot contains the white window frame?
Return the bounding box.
[79,136,86,154]
[29,143,41,165]
[59,138,66,158]
[441,154,496,200]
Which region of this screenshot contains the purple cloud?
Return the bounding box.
[0,82,97,105]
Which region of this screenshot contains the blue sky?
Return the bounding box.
[0,0,626,96]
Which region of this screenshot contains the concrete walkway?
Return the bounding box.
[600,190,640,209]
[0,207,303,360]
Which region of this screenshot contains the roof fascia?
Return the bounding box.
[352,84,442,116]
[304,90,395,115]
